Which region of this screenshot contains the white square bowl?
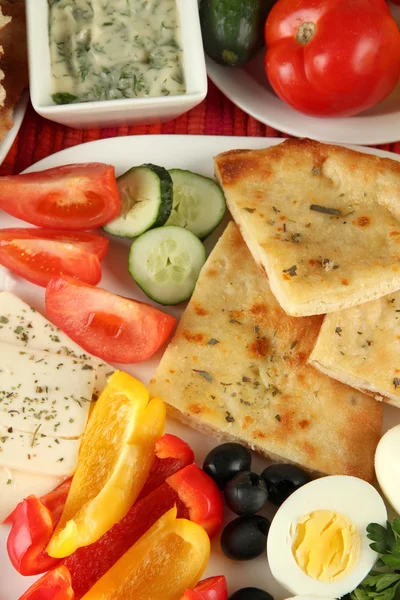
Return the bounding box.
[26,0,207,129]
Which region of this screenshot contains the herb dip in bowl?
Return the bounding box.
[49,0,186,104]
[26,0,206,128]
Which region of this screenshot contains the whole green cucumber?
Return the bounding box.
[200,0,275,67]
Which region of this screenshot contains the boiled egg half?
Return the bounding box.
[375,424,400,515]
[267,476,386,598]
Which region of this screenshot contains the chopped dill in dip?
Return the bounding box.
[48,0,186,104]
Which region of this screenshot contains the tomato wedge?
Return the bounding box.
[45,277,176,363]
[0,164,120,230]
[0,229,108,287]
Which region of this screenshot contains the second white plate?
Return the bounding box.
[206,3,400,145]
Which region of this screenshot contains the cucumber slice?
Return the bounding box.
[104,164,173,238]
[165,169,226,239]
[129,226,206,305]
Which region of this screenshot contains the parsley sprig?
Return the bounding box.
[350,520,400,600]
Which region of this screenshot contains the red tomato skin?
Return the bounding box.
[0,229,106,287]
[0,229,109,260]
[265,0,400,117]
[45,277,176,364]
[0,163,120,230]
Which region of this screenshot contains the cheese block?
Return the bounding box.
[0,467,64,523]
[214,139,400,316]
[0,341,95,437]
[149,223,382,482]
[309,291,400,407]
[0,425,80,476]
[0,291,114,398]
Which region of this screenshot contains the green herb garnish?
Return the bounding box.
[350,520,400,600]
[283,265,297,277]
[31,424,41,448]
[193,369,212,383]
[52,93,78,105]
[310,204,342,216]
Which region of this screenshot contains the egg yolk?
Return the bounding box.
[291,510,361,582]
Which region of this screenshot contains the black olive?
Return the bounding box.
[225,471,268,516]
[229,589,274,600]
[221,515,270,561]
[261,463,310,506]
[203,443,252,489]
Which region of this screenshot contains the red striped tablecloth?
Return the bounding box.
[1,81,399,176]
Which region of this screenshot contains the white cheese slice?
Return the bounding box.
[0,291,114,398]
[0,467,64,523]
[0,341,95,438]
[0,426,80,476]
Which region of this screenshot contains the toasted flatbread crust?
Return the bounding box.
[214,139,400,316]
[310,292,400,408]
[149,222,382,482]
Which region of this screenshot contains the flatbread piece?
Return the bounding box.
[149,222,382,482]
[214,139,400,316]
[309,291,400,408]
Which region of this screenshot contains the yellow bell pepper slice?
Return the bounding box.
[47,371,166,559]
[80,507,210,600]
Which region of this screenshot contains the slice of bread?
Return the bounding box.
[214,139,400,316]
[309,291,400,408]
[149,222,382,482]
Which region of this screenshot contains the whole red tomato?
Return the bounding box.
[265,0,400,117]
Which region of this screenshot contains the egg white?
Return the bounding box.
[267,476,387,598]
[375,425,400,515]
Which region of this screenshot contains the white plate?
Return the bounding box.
[0,135,399,599]
[206,3,400,145]
[0,92,29,166]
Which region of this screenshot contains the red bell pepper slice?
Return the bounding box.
[139,433,194,500]
[182,576,228,599]
[5,480,71,576]
[6,434,193,577]
[21,464,221,599]
[64,464,222,598]
[19,565,74,600]
[38,479,72,523]
[167,464,224,539]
